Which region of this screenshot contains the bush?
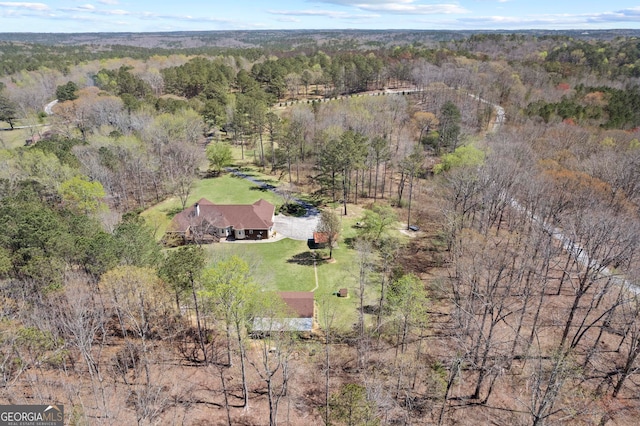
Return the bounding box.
[279,203,306,217]
[390,197,407,208]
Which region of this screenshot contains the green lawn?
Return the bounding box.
[143,173,284,237]
[143,160,400,333]
[202,236,362,332]
[192,173,282,206]
[0,127,31,149]
[204,238,315,291]
[314,244,361,331]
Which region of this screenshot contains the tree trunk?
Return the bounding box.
[259,132,266,170]
[374,160,380,201]
[271,135,277,174]
[437,359,460,426]
[267,378,275,425]
[225,322,233,366]
[354,169,359,206]
[406,172,414,229]
[219,366,232,425]
[236,323,249,409]
[377,274,386,329]
[343,172,348,216]
[613,337,640,397]
[191,280,207,364]
[325,334,331,425]
[560,290,585,350]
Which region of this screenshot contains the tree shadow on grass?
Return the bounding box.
[259,177,280,186]
[343,236,358,249]
[362,304,380,315]
[165,206,184,218]
[280,203,307,217]
[249,184,276,192]
[287,251,327,266]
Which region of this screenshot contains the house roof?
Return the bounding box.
[252,292,315,334]
[279,291,315,318]
[252,317,313,333]
[169,198,274,233]
[313,231,338,244]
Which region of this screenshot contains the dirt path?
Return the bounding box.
[311,260,319,292]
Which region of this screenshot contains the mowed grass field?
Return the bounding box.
[202,237,362,331]
[144,170,364,331]
[144,173,283,237]
[0,126,32,149]
[145,163,405,333]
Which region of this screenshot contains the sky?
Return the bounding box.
[1,1,640,33]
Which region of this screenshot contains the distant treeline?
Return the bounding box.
[2,29,640,79]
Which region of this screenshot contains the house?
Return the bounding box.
[252,291,316,335]
[166,198,275,244]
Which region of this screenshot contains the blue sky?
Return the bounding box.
[1,1,640,32]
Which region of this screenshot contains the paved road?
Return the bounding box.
[509,197,639,294]
[44,99,58,115]
[481,100,637,294]
[226,167,319,241]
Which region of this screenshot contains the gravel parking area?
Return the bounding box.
[225,167,320,241]
[273,213,319,241]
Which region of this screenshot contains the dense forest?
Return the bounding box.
[1,29,640,425]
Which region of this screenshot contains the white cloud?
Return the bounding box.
[452,15,590,29]
[59,4,133,16]
[588,7,640,23]
[356,3,468,14]
[303,1,469,15]
[310,0,468,14]
[311,0,414,4]
[270,9,344,17]
[276,17,301,23]
[453,8,640,28]
[139,12,232,24]
[396,6,640,29]
[103,9,129,15]
[269,9,378,20]
[98,0,119,4]
[0,2,49,11]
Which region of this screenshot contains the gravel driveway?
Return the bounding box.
[273,213,319,241]
[226,167,320,241]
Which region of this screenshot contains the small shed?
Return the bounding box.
[338,288,348,298]
[311,231,338,249]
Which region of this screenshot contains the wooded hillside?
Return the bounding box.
[1,30,640,425]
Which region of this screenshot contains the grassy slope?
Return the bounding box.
[202,236,361,331]
[0,126,31,149]
[143,167,361,330]
[144,173,283,237]
[145,159,408,332]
